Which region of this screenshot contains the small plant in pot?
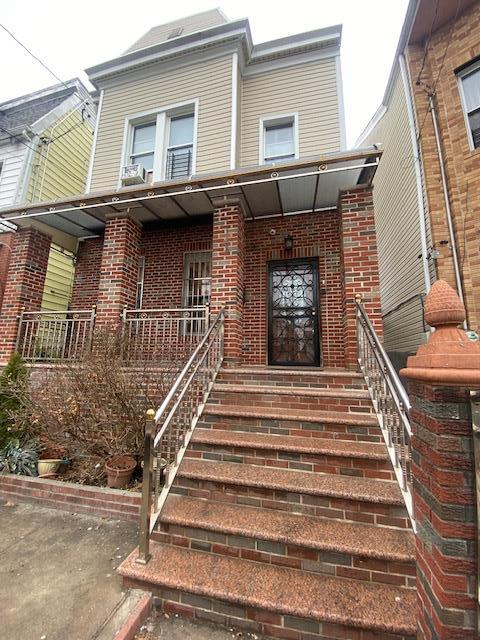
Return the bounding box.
[105,454,137,489]
[38,437,67,478]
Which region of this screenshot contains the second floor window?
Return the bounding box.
[261,114,298,164]
[165,113,194,180]
[458,63,480,149]
[130,123,156,181]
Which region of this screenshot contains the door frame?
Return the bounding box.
[267,257,321,367]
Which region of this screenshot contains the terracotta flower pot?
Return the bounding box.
[38,459,62,477]
[105,455,136,489]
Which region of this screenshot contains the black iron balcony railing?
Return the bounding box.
[165,146,193,180]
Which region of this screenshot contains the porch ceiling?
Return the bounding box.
[0,148,380,247]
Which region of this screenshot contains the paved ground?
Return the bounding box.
[136,613,265,640]
[0,497,138,640]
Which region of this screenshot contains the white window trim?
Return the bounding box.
[258,112,299,166]
[457,59,480,152]
[118,98,199,187]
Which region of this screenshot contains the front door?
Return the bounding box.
[268,259,320,366]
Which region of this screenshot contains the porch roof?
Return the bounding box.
[0,148,380,250]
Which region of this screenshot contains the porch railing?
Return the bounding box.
[121,306,209,362]
[16,308,96,362]
[355,298,415,530]
[137,308,224,564]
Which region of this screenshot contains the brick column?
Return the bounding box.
[339,187,382,369]
[0,231,14,310]
[210,196,245,365]
[0,226,51,362]
[401,280,480,639]
[96,215,142,327]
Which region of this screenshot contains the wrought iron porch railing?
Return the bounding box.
[16,308,96,362]
[121,306,209,362]
[355,299,416,531]
[137,308,224,563]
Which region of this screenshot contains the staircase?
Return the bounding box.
[119,367,416,639]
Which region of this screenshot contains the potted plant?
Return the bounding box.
[105,454,137,489]
[38,438,66,478]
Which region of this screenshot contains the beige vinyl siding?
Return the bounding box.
[125,10,228,53]
[90,55,232,192]
[363,68,430,355]
[41,244,75,312]
[240,58,341,167]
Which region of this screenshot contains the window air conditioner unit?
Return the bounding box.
[121,163,146,186]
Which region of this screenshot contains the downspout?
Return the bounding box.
[428,92,467,327]
[399,54,431,296]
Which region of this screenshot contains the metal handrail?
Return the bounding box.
[355,299,415,530]
[137,308,225,563]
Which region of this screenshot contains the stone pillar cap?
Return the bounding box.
[401,280,480,385]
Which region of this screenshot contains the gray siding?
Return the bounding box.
[89,55,232,192]
[240,57,341,167]
[363,68,430,355]
[0,141,27,208]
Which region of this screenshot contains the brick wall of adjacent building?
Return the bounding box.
[0,232,14,310]
[243,210,345,368]
[407,2,480,332]
[70,237,103,309]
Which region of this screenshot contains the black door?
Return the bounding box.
[268,259,321,366]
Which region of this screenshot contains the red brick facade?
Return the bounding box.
[339,188,382,369]
[70,237,103,310]
[0,227,51,361]
[0,232,14,311]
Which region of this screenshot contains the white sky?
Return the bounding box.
[0,0,409,146]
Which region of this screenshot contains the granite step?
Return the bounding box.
[187,428,393,479]
[156,495,416,587]
[119,542,416,639]
[174,459,410,529]
[217,366,367,390]
[210,382,374,413]
[200,403,382,443]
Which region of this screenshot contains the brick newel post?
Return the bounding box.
[210,196,245,365]
[339,187,382,369]
[401,280,480,639]
[0,226,51,363]
[96,214,142,329]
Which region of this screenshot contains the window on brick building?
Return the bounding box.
[458,63,480,149]
[135,256,145,309]
[182,251,211,308]
[260,114,298,164]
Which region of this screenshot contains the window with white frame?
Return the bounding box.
[124,102,196,184]
[261,115,298,164]
[458,63,480,149]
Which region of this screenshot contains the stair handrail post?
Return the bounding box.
[15,306,26,354]
[136,408,156,565]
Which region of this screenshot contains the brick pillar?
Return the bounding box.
[0,231,14,310]
[210,197,245,365]
[401,280,480,639]
[96,215,142,327]
[339,187,382,369]
[0,226,51,362]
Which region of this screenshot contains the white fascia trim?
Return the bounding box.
[86,89,104,193]
[118,98,200,188]
[243,45,339,77]
[230,52,238,170]
[258,112,299,166]
[29,94,82,136]
[456,59,480,152]
[355,104,387,148]
[12,140,35,205]
[399,54,431,295]
[335,54,347,151]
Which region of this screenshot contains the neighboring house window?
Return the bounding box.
[135,256,145,309]
[458,63,480,149]
[123,101,197,185]
[130,124,156,182]
[182,251,211,308]
[260,114,298,164]
[165,113,194,180]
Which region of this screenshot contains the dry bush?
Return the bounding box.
[29,327,180,464]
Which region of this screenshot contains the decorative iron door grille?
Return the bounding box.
[268,259,320,366]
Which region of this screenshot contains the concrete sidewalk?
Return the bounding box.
[0,496,138,640]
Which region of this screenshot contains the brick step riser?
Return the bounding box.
[185,444,394,480]
[197,416,384,443]
[209,392,374,414]
[171,478,410,530]
[216,372,367,390]
[152,523,416,588]
[122,581,415,640]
